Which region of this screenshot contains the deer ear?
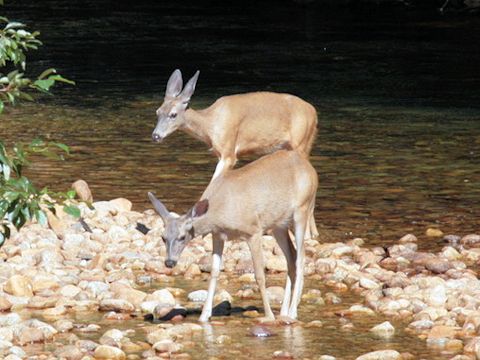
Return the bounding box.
[166,69,183,98]
[148,192,172,222]
[191,199,208,218]
[181,70,199,103]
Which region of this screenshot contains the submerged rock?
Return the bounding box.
[355,349,401,360]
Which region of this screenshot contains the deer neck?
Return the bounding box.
[182,108,213,147]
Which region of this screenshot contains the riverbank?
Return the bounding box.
[1,191,480,359]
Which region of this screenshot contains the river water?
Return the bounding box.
[1,1,480,358]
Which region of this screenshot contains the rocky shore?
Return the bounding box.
[1,189,480,359]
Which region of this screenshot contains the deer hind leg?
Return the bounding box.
[288,206,308,319]
[272,226,297,317]
[199,234,225,322]
[308,206,319,239]
[247,233,275,321]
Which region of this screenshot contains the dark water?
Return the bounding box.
[2,1,480,359]
[2,1,480,246]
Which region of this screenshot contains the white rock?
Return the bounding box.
[359,278,380,290]
[188,290,208,302]
[355,350,401,360]
[0,313,21,326]
[370,321,395,338]
[428,285,447,307]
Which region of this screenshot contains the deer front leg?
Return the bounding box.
[199,235,225,322]
[212,155,236,180]
[247,234,275,321]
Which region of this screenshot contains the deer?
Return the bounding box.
[151,69,319,239]
[148,149,318,322]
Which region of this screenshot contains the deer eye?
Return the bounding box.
[169,112,177,119]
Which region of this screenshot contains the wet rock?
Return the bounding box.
[187,290,208,302]
[185,263,201,278]
[355,349,401,360]
[426,228,444,237]
[215,334,231,344]
[0,313,21,326]
[427,325,458,347]
[146,329,169,345]
[399,234,417,243]
[273,350,293,359]
[443,234,461,246]
[54,319,74,332]
[4,275,33,297]
[409,319,434,331]
[348,304,375,316]
[461,234,480,248]
[359,277,381,290]
[425,258,451,274]
[318,356,336,360]
[370,321,395,338]
[428,285,447,307]
[72,179,93,202]
[238,273,255,283]
[214,289,232,303]
[99,299,135,313]
[153,339,183,353]
[302,289,325,305]
[146,289,175,306]
[94,345,126,360]
[17,327,45,345]
[54,345,84,360]
[152,304,174,319]
[249,325,274,337]
[266,255,287,272]
[305,320,323,328]
[267,286,285,304]
[325,292,342,304]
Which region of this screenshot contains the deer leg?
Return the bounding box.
[309,210,319,239]
[199,235,225,322]
[272,226,297,317]
[212,155,236,180]
[247,234,275,321]
[288,207,308,319]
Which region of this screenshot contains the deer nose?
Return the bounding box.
[165,259,177,268]
[152,133,163,143]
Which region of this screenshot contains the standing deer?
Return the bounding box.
[152,69,319,238]
[148,150,318,322]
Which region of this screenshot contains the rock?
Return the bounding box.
[428,285,447,307]
[146,329,169,345]
[273,350,293,359]
[427,325,457,347]
[370,321,395,338]
[100,329,124,345]
[54,345,84,360]
[426,228,444,237]
[113,287,147,307]
[109,198,132,213]
[146,289,175,306]
[60,285,82,298]
[399,234,417,243]
[184,263,201,278]
[0,296,12,311]
[348,305,375,316]
[214,289,232,303]
[266,256,287,272]
[355,350,401,360]
[359,277,380,290]
[17,327,45,345]
[152,339,183,353]
[85,281,109,297]
[46,210,66,238]
[153,304,174,319]
[318,356,336,360]
[425,258,451,274]
[94,345,126,360]
[72,179,93,202]
[54,319,74,332]
[0,313,21,326]
[267,286,285,304]
[187,290,208,302]
[461,234,480,248]
[99,299,135,313]
[215,335,231,344]
[4,275,33,297]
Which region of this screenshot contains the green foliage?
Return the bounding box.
[0,140,80,246]
[0,14,74,113]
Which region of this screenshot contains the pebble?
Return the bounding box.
[94,345,126,360]
[187,290,208,302]
[355,349,401,360]
[370,321,395,338]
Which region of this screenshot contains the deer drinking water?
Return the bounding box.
[152,69,319,238]
[148,150,318,322]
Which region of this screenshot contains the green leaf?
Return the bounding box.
[53,142,70,154]
[33,78,55,91]
[0,100,3,113]
[38,68,56,80]
[63,205,80,218]
[0,200,9,219]
[66,189,76,199]
[3,191,19,202]
[35,209,47,226]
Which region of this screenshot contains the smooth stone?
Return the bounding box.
[152,339,183,353]
[355,350,401,360]
[146,289,175,306]
[370,321,395,338]
[428,285,447,307]
[54,345,84,360]
[187,290,208,303]
[461,234,480,248]
[266,286,285,304]
[0,297,12,311]
[318,356,336,360]
[426,228,444,237]
[94,345,126,360]
[4,275,33,297]
[17,327,45,345]
[146,329,169,345]
[72,179,93,202]
[99,299,135,313]
[399,234,417,243]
